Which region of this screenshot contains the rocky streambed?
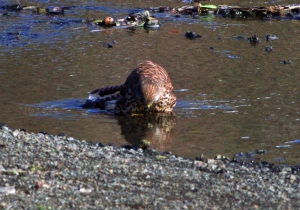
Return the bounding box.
[0,124,299,209]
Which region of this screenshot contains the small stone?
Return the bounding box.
[290,174,296,183]
[253,204,260,209]
[281,166,292,172]
[0,164,5,171]
[194,160,206,168]
[185,31,202,40]
[265,45,273,52]
[156,155,167,160]
[215,155,222,160]
[67,137,74,141]
[209,164,217,171]
[280,60,292,64]
[0,186,16,194]
[248,34,260,44]
[35,181,43,189]
[207,159,215,164]
[269,186,275,192]
[13,130,19,137]
[139,139,150,150]
[79,188,92,193]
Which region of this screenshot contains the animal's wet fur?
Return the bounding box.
[82,60,176,114]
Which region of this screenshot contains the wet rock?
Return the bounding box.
[265,45,273,52]
[280,60,292,64]
[106,40,117,48]
[0,4,22,11]
[185,31,202,40]
[46,6,65,15]
[234,35,247,40]
[139,139,150,150]
[265,34,279,41]
[144,18,160,28]
[248,34,260,45]
[214,155,230,162]
[255,149,266,154]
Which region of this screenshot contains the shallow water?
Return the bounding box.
[0,0,300,165]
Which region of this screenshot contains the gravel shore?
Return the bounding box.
[0,124,299,209]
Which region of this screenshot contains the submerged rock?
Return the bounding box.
[185,31,202,40]
[265,45,273,52]
[248,34,260,44]
[265,34,279,41]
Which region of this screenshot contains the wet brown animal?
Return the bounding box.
[84,60,176,114]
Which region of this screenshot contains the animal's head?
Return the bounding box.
[141,83,163,109]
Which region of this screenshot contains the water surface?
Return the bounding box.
[0,0,299,165]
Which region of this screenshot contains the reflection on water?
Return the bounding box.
[31,98,177,151]
[117,112,176,151]
[1,0,300,165]
[30,97,238,152]
[31,97,232,150]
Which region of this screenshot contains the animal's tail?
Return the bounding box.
[90,85,123,97]
[99,93,120,102]
[81,85,122,109]
[81,93,120,109]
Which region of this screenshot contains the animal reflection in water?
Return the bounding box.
[82,60,176,114]
[82,60,177,150]
[117,112,176,151]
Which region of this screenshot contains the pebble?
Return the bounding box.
[0,186,16,194]
[265,45,273,52]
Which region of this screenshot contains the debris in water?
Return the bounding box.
[185,31,202,40]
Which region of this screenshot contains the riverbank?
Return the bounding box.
[0,124,299,209]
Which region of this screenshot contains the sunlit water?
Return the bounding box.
[0,0,299,165]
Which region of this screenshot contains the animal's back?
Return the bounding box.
[124,60,173,88]
[116,60,176,114]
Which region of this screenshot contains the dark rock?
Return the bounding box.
[185,31,202,40]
